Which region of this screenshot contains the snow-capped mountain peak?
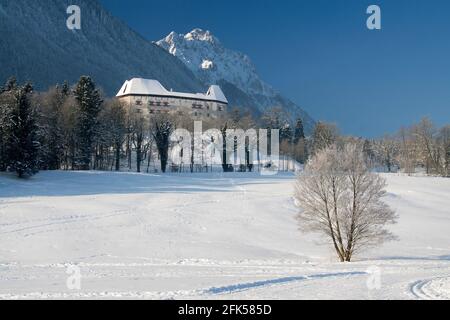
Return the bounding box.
[184,28,217,43]
[156,28,275,97]
[156,28,315,132]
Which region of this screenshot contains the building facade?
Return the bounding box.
[116,78,228,119]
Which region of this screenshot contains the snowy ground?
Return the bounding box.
[0,171,449,300]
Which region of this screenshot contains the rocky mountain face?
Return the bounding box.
[157,29,315,131]
[0,0,204,95]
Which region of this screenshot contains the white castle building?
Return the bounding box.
[116,78,228,119]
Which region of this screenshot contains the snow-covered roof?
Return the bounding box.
[116,78,228,104]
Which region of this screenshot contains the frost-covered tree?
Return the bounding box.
[37,85,70,170]
[294,143,397,262]
[311,121,338,155]
[439,125,450,177]
[396,127,419,175]
[73,76,103,170]
[373,135,399,173]
[411,118,446,176]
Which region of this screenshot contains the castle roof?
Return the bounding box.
[116,78,228,104]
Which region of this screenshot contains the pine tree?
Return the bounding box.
[61,81,70,97]
[293,118,307,164]
[5,83,41,178]
[280,123,293,142]
[0,82,15,171]
[0,77,18,94]
[73,76,103,170]
[293,118,305,144]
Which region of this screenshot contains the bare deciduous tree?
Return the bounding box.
[101,99,126,171]
[150,113,175,173]
[294,143,397,262]
[412,117,447,176]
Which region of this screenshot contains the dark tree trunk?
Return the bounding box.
[136,144,141,173]
[161,153,168,173]
[115,141,120,171]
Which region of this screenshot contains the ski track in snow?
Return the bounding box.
[0,270,368,300]
[410,277,450,300]
[0,210,133,237]
[204,271,367,295]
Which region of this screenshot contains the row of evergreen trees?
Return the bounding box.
[0,76,108,177]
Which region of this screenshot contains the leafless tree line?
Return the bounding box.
[364,118,450,177]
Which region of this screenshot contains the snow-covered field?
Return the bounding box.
[0,171,449,300]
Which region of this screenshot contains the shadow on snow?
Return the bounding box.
[205,271,367,295]
[0,170,295,198]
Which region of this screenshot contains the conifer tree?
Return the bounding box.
[73,76,103,170]
[5,83,41,177]
[293,118,305,145]
[0,80,15,171]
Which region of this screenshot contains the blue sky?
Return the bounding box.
[100,0,450,137]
